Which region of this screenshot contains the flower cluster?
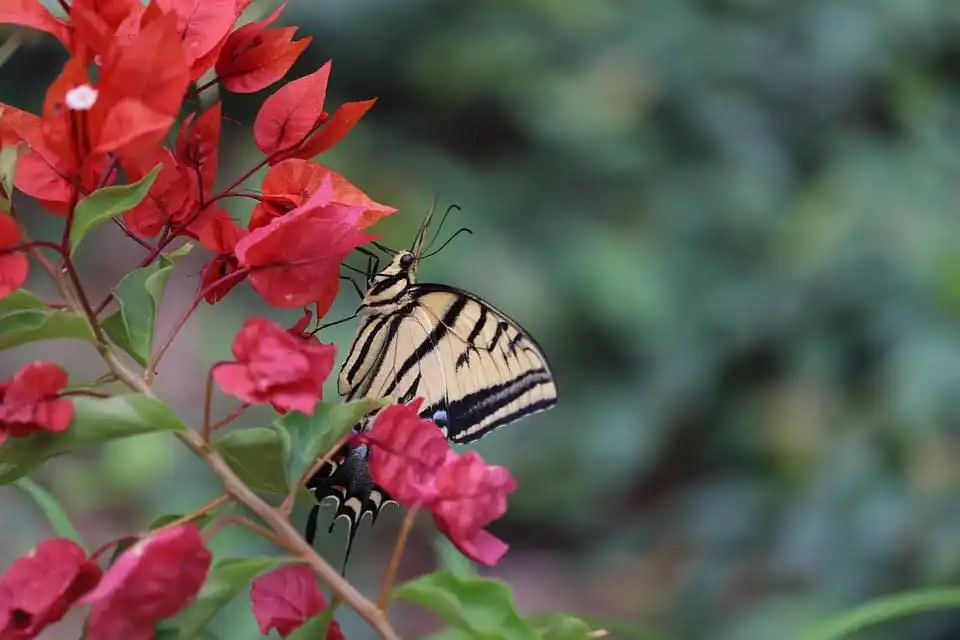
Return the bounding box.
[0,362,74,448]
[358,399,519,566]
[0,525,210,640]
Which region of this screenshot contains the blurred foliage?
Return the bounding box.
[5,0,960,638]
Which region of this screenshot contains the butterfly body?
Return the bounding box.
[306,208,558,569]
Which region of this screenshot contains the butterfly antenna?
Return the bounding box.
[422,226,473,259]
[425,203,462,253]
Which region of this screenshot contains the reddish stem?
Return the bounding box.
[208,402,251,434]
[148,267,251,372]
[378,507,419,612]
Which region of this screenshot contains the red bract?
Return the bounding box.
[249,158,396,232]
[362,399,452,506]
[195,208,248,304]
[216,1,311,94]
[278,98,377,164]
[253,62,332,156]
[0,1,71,49]
[0,538,101,639]
[80,524,212,640]
[213,317,336,414]
[249,565,344,639]
[234,176,375,309]
[0,362,74,447]
[121,147,197,237]
[0,213,28,300]
[175,101,221,201]
[154,0,237,80]
[430,451,517,566]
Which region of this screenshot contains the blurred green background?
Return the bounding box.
[5,0,960,638]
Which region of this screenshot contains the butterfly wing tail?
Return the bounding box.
[305,442,395,575]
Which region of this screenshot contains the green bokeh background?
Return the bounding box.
[4,0,960,638]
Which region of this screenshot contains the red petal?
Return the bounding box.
[0,538,102,638]
[362,399,452,506]
[121,148,197,238]
[218,29,311,94]
[235,178,374,308]
[154,0,237,79]
[0,0,71,48]
[431,452,517,534]
[253,61,331,156]
[96,9,190,144]
[249,564,327,638]
[81,524,212,639]
[213,317,335,413]
[1,361,73,433]
[432,520,509,567]
[175,101,221,197]
[284,98,376,161]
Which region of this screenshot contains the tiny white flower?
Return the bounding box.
[66,84,98,111]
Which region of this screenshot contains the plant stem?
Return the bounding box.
[96,347,402,640]
[378,508,418,613]
[148,494,230,534]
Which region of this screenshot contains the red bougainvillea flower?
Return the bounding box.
[429,451,518,566]
[193,207,248,304]
[0,213,28,300]
[1,11,189,216]
[213,317,336,414]
[121,146,198,237]
[0,538,102,639]
[250,564,344,639]
[215,1,311,94]
[234,175,375,309]
[360,399,452,506]
[252,60,376,163]
[0,362,74,447]
[357,399,519,566]
[249,158,396,232]
[80,524,212,640]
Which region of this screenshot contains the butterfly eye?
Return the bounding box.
[399,253,415,269]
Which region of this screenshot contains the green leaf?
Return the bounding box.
[214,427,291,495]
[799,588,960,640]
[393,571,536,640]
[277,396,388,490]
[0,394,186,478]
[0,289,45,315]
[529,614,595,640]
[286,607,336,640]
[69,164,161,255]
[176,556,289,639]
[14,477,86,551]
[102,244,193,366]
[0,308,96,349]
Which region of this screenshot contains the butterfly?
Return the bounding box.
[305,203,558,570]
